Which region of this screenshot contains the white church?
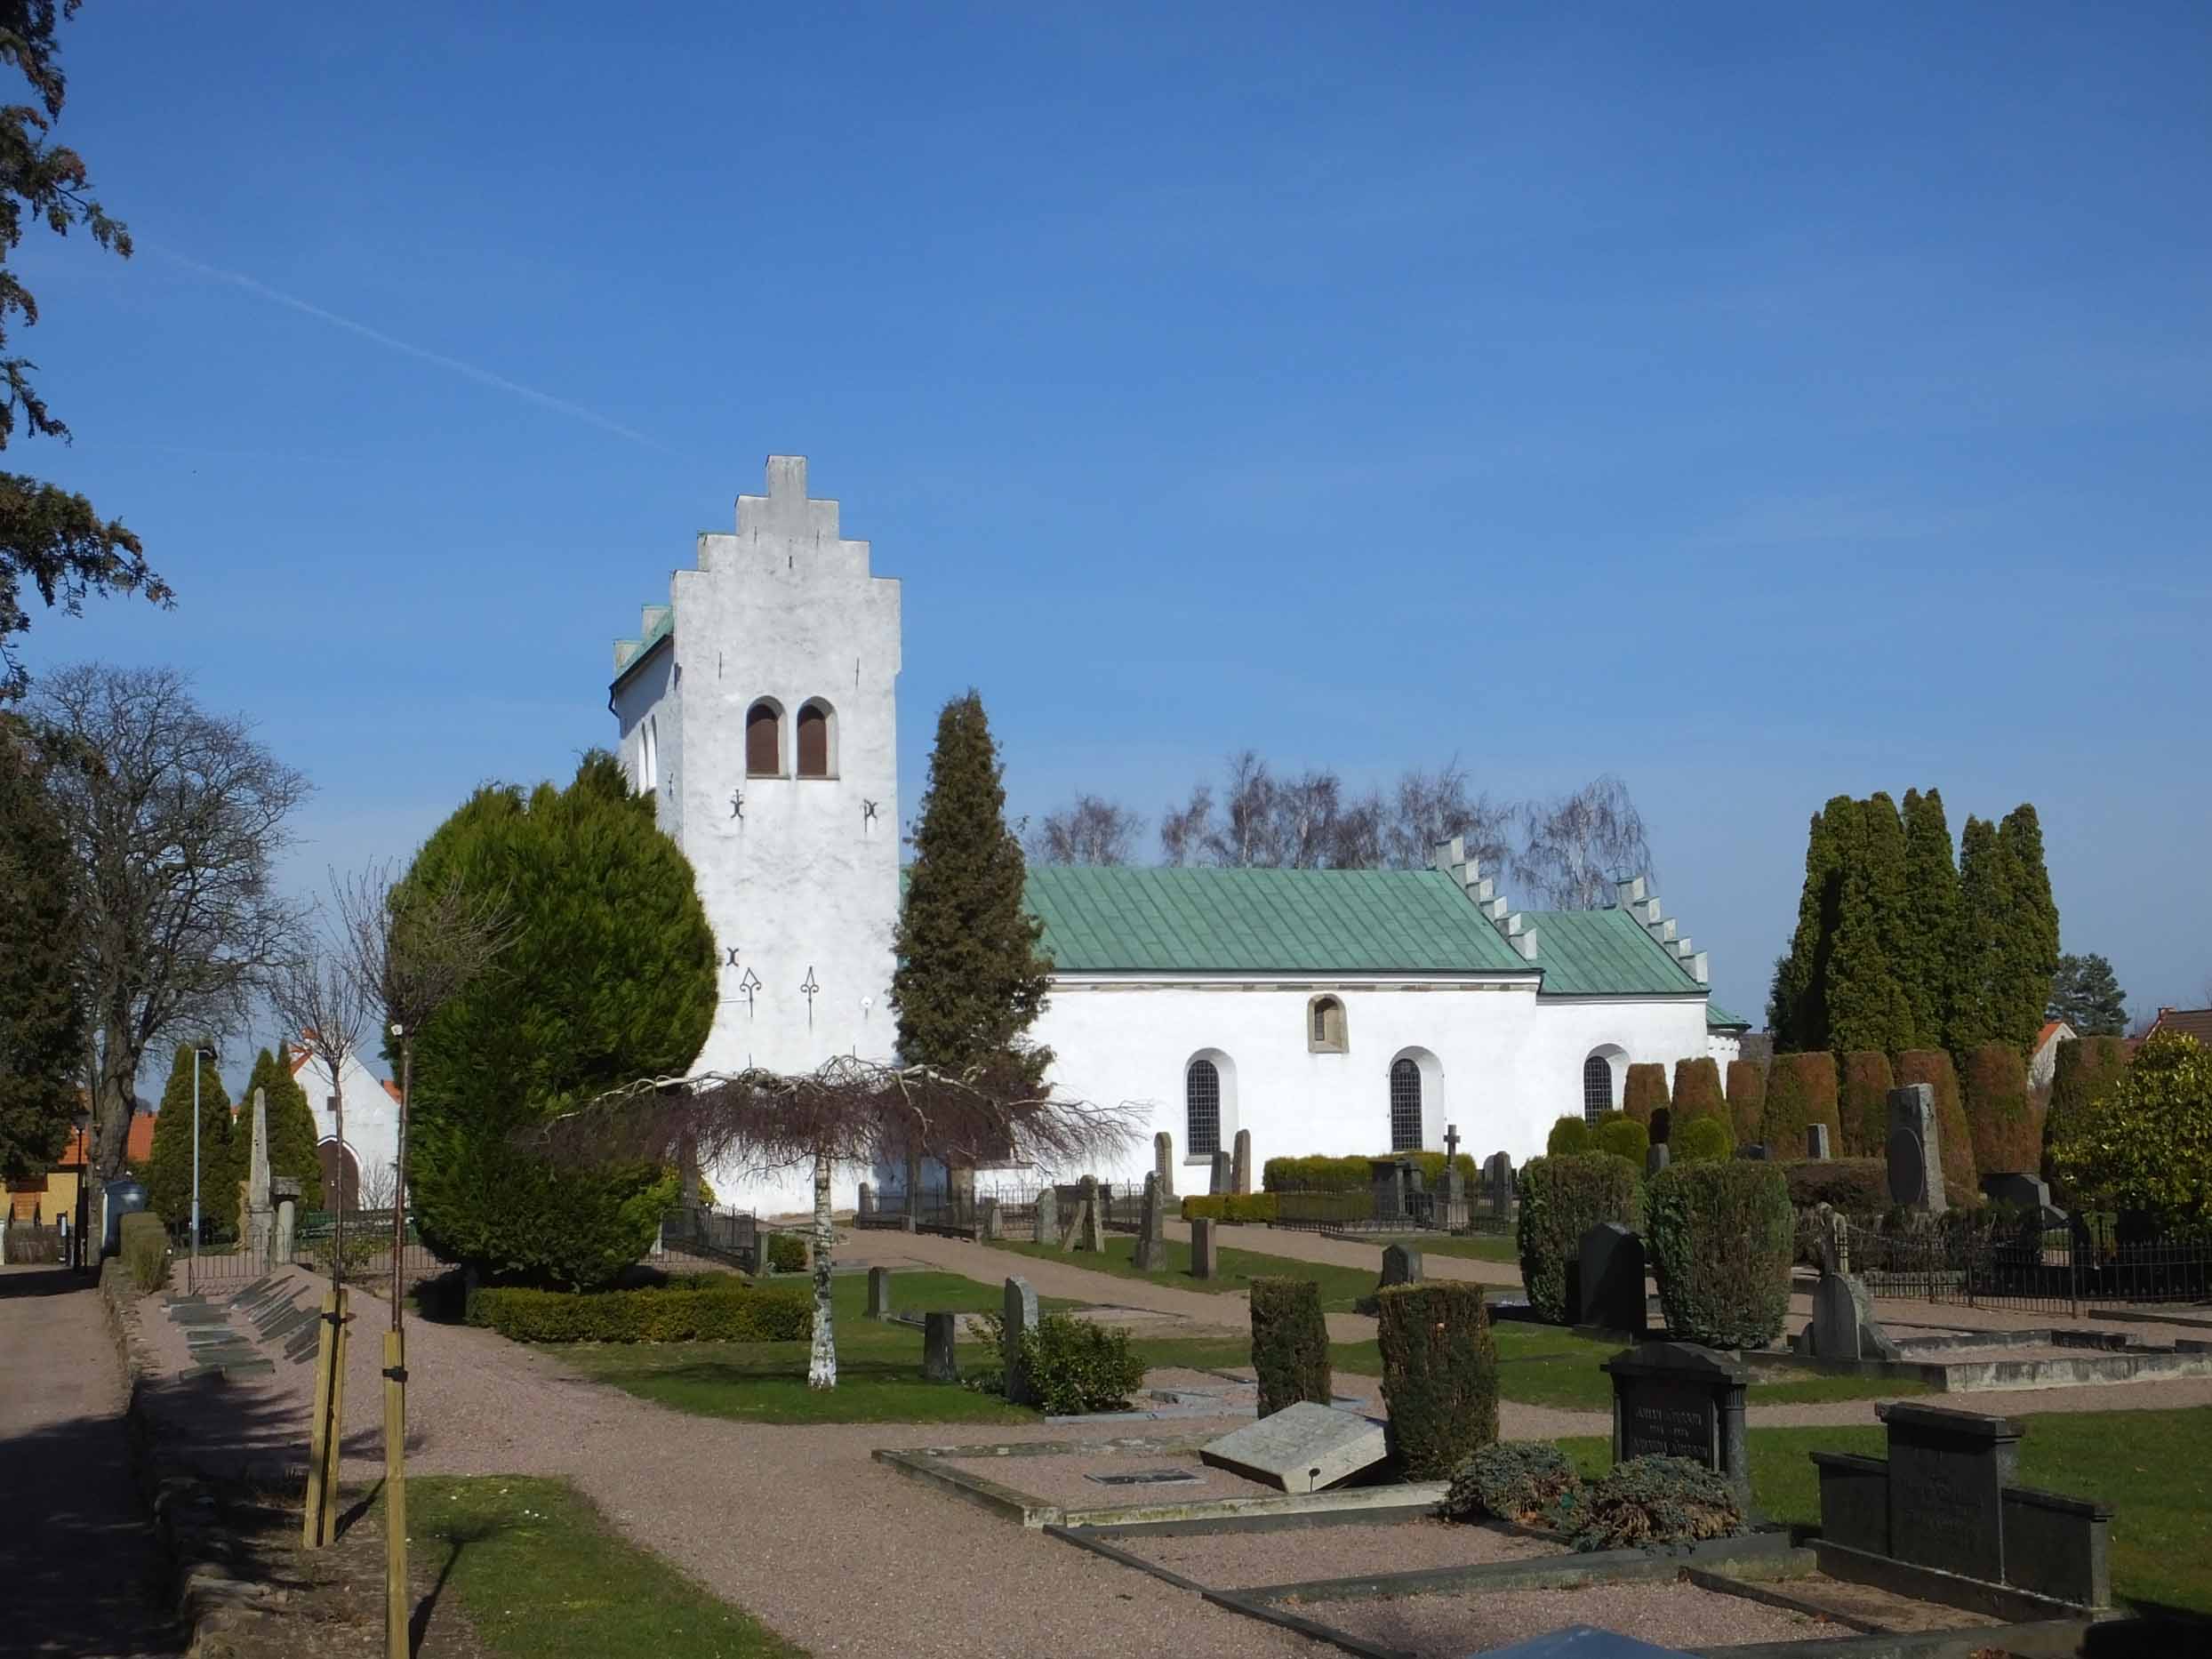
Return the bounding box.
[611,458,1749,1215]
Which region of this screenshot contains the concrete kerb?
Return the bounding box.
[1233,1527,1803,1606]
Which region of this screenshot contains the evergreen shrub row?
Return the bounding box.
[1761,1052,1843,1154]
[1260,1151,1478,1192]
[1646,1160,1793,1348]
[764,1233,808,1272]
[469,1282,813,1343]
[1962,1042,2040,1177]
[2042,1035,2131,1198]
[1376,1281,1499,1479]
[1515,1154,1644,1324]
[1248,1276,1331,1417]
[1725,1059,1767,1145]
[1779,1158,1889,1214]
[1180,1193,1278,1223]
[1839,1051,1895,1158]
[1622,1063,1670,1127]
[1671,1058,1727,1134]
[120,1212,168,1293]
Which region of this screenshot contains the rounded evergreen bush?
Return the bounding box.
[1439,1440,1582,1527]
[1377,1282,1498,1479]
[1515,1154,1645,1324]
[1895,1048,1979,1204]
[1646,1160,1793,1348]
[1592,1114,1649,1166]
[1962,1042,2040,1178]
[1724,1059,1766,1146]
[1546,1117,1593,1156]
[765,1233,807,1273]
[1248,1276,1331,1417]
[1623,1063,1670,1128]
[2049,1031,2212,1230]
[1759,1052,1841,1158]
[1839,1051,1895,1158]
[1671,1115,1733,1163]
[1572,1455,1745,1551]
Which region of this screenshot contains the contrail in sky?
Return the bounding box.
[159,249,661,448]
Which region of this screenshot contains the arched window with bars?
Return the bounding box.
[745,700,782,776]
[1389,1058,1423,1151]
[1583,1053,1615,1124]
[1186,1059,1222,1158]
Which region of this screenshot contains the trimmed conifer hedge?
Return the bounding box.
[1547,1117,1593,1156]
[1895,1048,1979,1203]
[1760,1052,1842,1157]
[1671,1116,1733,1162]
[1249,1276,1331,1417]
[469,1282,813,1343]
[1839,1052,1895,1158]
[1671,1058,1726,1134]
[1779,1158,1888,1214]
[1622,1063,1670,1128]
[1260,1152,1477,1193]
[1592,1114,1649,1166]
[1180,1193,1279,1223]
[1962,1042,2040,1178]
[1646,1160,1793,1349]
[1376,1282,1498,1479]
[1515,1154,1645,1324]
[2042,1035,2129,1195]
[1724,1059,1766,1145]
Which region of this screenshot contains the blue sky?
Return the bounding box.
[14,2,2209,1083]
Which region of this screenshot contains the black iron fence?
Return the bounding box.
[1847,1214,2212,1315]
[1269,1187,1512,1236]
[661,1205,763,1270]
[156,1209,442,1291]
[3,1219,64,1263]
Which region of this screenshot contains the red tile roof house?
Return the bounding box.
[2028,1020,2077,1092]
[2144,1007,2212,1046]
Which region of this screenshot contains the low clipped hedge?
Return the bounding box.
[1592,1114,1649,1166]
[1262,1151,1477,1193]
[469,1282,813,1343]
[1547,1117,1593,1156]
[1761,1052,1842,1155]
[1963,1042,2041,1178]
[1181,1192,1278,1223]
[1671,1115,1733,1163]
[1377,1282,1499,1479]
[1249,1276,1331,1418]
[1780,1158,1888,1215]
[1515,1154,1645,1324]
[120,1212,168,1293]
[1646,1160,1793,1348]
[1839,1051,1895,1158]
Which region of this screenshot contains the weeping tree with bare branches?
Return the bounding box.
[533,1056,1135,1387]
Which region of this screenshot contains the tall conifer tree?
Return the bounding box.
[1899,789,1962,1049]
[144,1042,234,1230]
[0,725,82,1180]
[242,1046,325,1209]
[892,692,1052,1086]
[1767,797,1853,1050]
[1826,797,1915,1054]
[1992,805,2060,1054]
[1951,815,2003,1054]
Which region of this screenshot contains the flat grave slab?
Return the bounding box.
[167,1303,231,1326]
[942,1446,1280,1511]
[1112,1515,1555,1591]
[1271,1579,1824,1656]
[1200,1400,1388,1494]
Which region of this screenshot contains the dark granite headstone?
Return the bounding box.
[1190,1216,1220,1278]
[2001,1486,2112,1608]
[1602,1342,1751,1499]
[1002,1277,1037,1404]
[922,1311,958,1382]
[1380,1242,1423,1288]
[1576,1222,1647,1334]
[1887,1084,1946,1212]
[1879,1402,2021,1585]
[1813,1451,1890,1555]
[1735,1143,1770,1160]
[1980,1172,2051,1213]
[866,1266,892,1319]
[1209,1150,1232,1196]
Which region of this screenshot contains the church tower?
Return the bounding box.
[611,456,902,1084]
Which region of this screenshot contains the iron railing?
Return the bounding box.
[1847,1214,2212,1314]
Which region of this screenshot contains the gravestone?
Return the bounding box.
[1887,1084,1947,1213]
[1486,1151,1512,1222]
[1736,1143,1770,1160]
[857,1181,875,1218]
[1380,1241,1423,1288]
[1035,1187,1058,1246]
[271,1181,299,1266]
[1981,1172,2052,1214]
[1645,1143,1671,1178]
[1132,1173,1166,1271]
[866,1266,892,1320]
[243,1087,274,1262]
[1002,1277,1038,1405]
[1231,1128,1254,1195]
[979,1197,1002,1241]
[1209,1150,1232,1196]
[1577,1222,1647,1334]
[1880,1403,2020,1584]
[1078,1177,1105,1252]
[1199,1400,1388,1494]
[1807,1123,1832,1160]
[1154,1130,1176,1200]
[1807,1271,1899,1360]
[922,1311,958,1382]
[1190,1217,1219,1280]
[1371,1158,1406,1226]
[1601,1342,1751,1500]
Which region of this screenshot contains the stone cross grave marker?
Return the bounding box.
[866,1266,892,1320]
[1807,1123,1833,1160]
[1132,1173,1166,1271]
[1886,1085,1947,1212]
[923,1311,958,1382]
[1190,1217,1219,1279]
[1002,1277,1037,1405]
[1381,1241,1423,1289]
[1199,1400,1388,1494]
[1577,1222,1647,1334]
[1602,1342,1752,1501]
[1230,1128,1253,1195]
[1209,1150,1231,1196]
[1154,1130,1176,1200]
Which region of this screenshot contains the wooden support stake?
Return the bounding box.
[384,1326,408,1658]
[302,1286,350,1548]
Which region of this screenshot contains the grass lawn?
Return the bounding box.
[1559,1407,2212,1615]
[410,1475,803,1656]
[1374,1231,1521,1266]
[552,1270,1068,1425]
[988,1232,1380,1311]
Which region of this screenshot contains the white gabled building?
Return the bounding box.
[287,1040,405,1209]
[613,458,1751,1216]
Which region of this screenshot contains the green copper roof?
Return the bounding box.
[1514,905,1707,998]
[1022,866,1535,975]
[1706,1002,1751,1030]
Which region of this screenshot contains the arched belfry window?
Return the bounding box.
[745,701,781,777]
[1308,994,1347,1054]
[797,701,832,779]
[1583,1054,1615,1125]
[1186,1059,1222,1158]
[1389,1059,1423,1151]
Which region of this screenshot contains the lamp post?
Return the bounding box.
[189,1044,217,1294]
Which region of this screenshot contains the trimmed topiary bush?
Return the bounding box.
[1671,1115,1733,1163]
[1725,1059,1766,1145]
[1515,1154,1645,1324]
[1623,1063,1670,1128]
[120,1211,168,1293]
[1261,1152,1478,1193]
[1180,1192,1279,1223]
[765,1233,807,1273]
[1572,1456,1745,1552]
[1547,1117,1593,1157]
[1759,1052,1841,1157]
[1249,1277,1331,1417]
[1440,1440,1582,1527]
[1592,1114,1649,1166]
[1962,1042,2040,1178]
[1779,1158,1888,1215]
[1671,1058,1726,1136]
[1839,1051,1895,1158]
[2043,1035,2130,1198]
[469,1281,813,1342]
[1646,1160,1793,1348]
[1896,1048,1979,1204]
[1376,1282,1499,1479]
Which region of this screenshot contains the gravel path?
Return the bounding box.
[1301,1579,1829,1655]
[1122,1518,1553,1588]
[0,1266,183,1657]
[1161,1220,1527,1290]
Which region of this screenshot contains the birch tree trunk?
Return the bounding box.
[806,1148,837,1389]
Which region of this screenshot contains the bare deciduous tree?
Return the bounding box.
[1157,751,1509,874]
[268,905,373,1285]
[1158,782,1213,867]
[1382,758,1512,872]
[534,1057,1135,1389]
[1512,773,1654,910]
[1024,793,1144,866]
[31,664,309,1178]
